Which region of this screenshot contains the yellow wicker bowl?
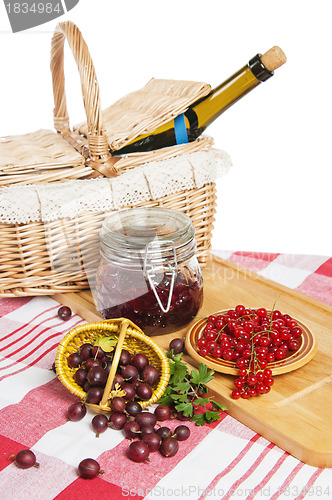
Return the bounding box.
[55,318,170,411]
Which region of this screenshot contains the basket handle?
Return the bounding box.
[50,21,120,177]
[99,319,129,409]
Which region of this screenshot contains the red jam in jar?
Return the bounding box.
[95,208,203,335]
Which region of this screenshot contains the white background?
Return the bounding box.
[0,0,331,256]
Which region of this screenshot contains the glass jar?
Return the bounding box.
[95,207,203,335]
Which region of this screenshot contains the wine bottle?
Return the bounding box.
[115,46,286,155]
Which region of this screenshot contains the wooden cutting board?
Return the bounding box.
[53,255,332,468]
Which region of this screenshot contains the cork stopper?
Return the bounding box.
[261,46,287,72]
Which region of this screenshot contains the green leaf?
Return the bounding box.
[174,401,193,417]
[170,393,188,403]
[172,352,184,363]
[169,360,188,384]
[190,413,207,426]
[157,388,173,407]
[94,335,117,352]
[211,401,228,412]
[204,410,222,423]
[192,397,211,407]
[157,348,228,426]
[167,351,184,362]
[190,363,214,386]
[173,381,191,394]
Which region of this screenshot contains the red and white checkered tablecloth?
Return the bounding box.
[0,252,331,500]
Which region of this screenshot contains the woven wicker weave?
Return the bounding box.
[0,21,218,297]
[75,78,211,152]
[55,319,170,411]
[0,129,94,187]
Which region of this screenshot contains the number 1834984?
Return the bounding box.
[5,2,62,14]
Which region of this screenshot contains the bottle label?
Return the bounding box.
[174,113,189,145]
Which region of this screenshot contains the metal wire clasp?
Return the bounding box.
[143,240,177,313]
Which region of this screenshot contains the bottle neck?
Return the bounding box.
[186,54,274,133]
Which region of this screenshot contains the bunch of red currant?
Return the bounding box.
[196,304,303,399]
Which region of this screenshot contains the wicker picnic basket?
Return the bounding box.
[55,318,170,412]
[0,21,227,298]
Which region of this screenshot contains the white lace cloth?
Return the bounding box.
[0,148,232,224]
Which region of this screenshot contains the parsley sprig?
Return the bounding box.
[158,349,227,426]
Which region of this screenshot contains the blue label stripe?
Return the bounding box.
[174,114,188,145]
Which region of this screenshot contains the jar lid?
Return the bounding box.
[101,207,194,249]
[100,207,195,265]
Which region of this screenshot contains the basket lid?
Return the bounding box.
[0,129,85,187]
[74,78,211,152]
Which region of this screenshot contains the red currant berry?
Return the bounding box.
[256,352,267,363]
[256,383,266,394]
[279,328,291,340]
[235,342,246,353]
[251,314,260,325]
[266,352,275,363]
[275,348,287,360]
[256,307,267,317]
[256,346,268,356]
[253,335,262,346]
[199,347,208,357]
[244,322,254,333]
[231,389,242,400]
[215,319,225,330]
[242,349,252,360]
[208,315,217,325]
[234,328,245,339]
[291,326,302,338]
[275,318,286,328]
[271,336,282,346]
[236,358,247,369]
[257,360,268,370]
[197,338,207,349]
[227,320,237,331]
[238,368,248,377]
[206,341,217,354]
[246,374,257,387]
[259,336,271,347]
[212,346,223,358]
[228,310,239,319]
[206,330,218,342]
[222,349,234,361]
[235,304,246,315]
[272,310,282,320]
[234,377,244,389]
[288,339,300,351]
[219,339,231,350]
[264,376,274,386]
